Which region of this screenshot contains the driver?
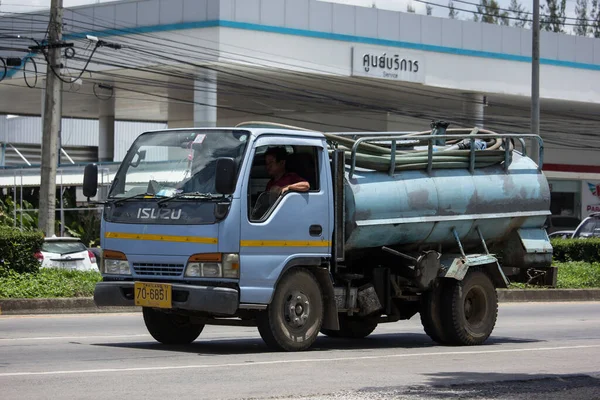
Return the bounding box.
[264,147,309,195]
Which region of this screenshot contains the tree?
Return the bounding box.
[541,0,567,32]
[473,0,510,25]
[407,3,416,12]
[591,0,600,37]
[448,1,459,18]
[426,4,433,15]
[508,0,529,28]
[575,0,590,35]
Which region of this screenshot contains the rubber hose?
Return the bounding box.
[235,121,513,172]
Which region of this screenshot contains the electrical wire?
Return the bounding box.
[5,8,600,150]
[0,57,6,81]
[22,55,37,88]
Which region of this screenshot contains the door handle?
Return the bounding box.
[309,225,322,236]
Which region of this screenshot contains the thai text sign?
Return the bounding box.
[351,46,425,83]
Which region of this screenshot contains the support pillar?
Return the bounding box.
[193,69,217,127]
[167,70,217,129]
[461,92,485,128]
[98,96,115,162]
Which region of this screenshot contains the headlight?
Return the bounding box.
[102,250,131,275]
[185,253,239,279]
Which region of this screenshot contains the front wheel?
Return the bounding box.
[257,268,323,351]
[441,268,498,346]
[142,307,204,345]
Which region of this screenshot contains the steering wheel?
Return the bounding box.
[251,191,279,220]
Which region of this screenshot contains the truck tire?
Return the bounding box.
[142,307,204,345]
[441,268,498,346]
[320,315,379,339]
[257,268,323,351]
[420,279,450,345]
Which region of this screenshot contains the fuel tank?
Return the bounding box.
[343,151,551,252]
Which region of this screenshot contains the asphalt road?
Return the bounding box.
[1,302,599,400]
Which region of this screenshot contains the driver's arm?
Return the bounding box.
[281,180,309,194]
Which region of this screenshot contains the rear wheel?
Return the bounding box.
[257,268,323,352]
[142,307,204,345]
[420,279,450,345]
[441,269,498,345]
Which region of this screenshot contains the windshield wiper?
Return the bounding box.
[111,193,164,206]
[156,192,225,206]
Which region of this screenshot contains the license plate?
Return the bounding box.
[134,282,172,308]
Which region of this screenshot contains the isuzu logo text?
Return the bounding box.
[136,208,182,220]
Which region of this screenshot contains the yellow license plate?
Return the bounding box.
[134,282,172,308]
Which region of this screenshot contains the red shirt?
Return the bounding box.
[266,172,306,191]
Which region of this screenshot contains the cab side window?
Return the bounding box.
[247,145,320,222]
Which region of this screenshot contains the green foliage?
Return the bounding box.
[473,0,509,25]
[0,227,44,275]
[448,1,459,19]
[591,0,600,38]
[0,197,38,231]
[575,0,590,36]
[509,261,600,289]
[551,238,600,263]
[0,268,102,298]
[541,0,567,32]
[508,0,529,28]
[555,261,600,289]
[63,210,101,247]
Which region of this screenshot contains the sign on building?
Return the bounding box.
[351,46,425,84]
[581,180,600,216]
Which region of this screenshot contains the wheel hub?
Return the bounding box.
[464,286,486,326]
[285,291,310,329]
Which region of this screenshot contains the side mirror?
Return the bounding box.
[83,163,98,199]
[215,157,236,195]
[130,150,146,168]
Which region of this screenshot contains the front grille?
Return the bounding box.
[133,263,185,277]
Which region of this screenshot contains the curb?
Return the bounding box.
[1,289,600,316]
[497,288,600,302]
[0,298,140,315]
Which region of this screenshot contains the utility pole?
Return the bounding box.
[531,0,540,165]
[38,0,63,237]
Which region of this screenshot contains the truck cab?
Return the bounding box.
[85,127,335,350]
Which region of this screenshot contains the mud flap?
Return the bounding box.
[441,254,509,289]
[312,267,340,331]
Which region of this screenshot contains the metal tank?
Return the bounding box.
[342,146,551,254]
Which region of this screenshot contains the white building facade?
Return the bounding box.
[0,0,599,221]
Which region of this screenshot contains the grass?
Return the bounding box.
[0,261,598,299]
[508,261,600,289]
[0,268,102,299]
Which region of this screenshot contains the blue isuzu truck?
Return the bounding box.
[83,121,553,351]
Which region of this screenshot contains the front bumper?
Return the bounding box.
[93,281,239,315]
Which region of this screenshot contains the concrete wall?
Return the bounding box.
[3,0,600,103]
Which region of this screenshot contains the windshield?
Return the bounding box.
[108,129,250,198]
[42,240,87,255]
[575,217,600,238]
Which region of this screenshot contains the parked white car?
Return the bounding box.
[35,236,99,271]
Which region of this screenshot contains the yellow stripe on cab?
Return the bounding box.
[240,240,331,247]
[105,232,218,244]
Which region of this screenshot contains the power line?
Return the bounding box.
[5,8,600,150]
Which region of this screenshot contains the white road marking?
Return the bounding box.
[1,344,599,377]
[0,334,149,342]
